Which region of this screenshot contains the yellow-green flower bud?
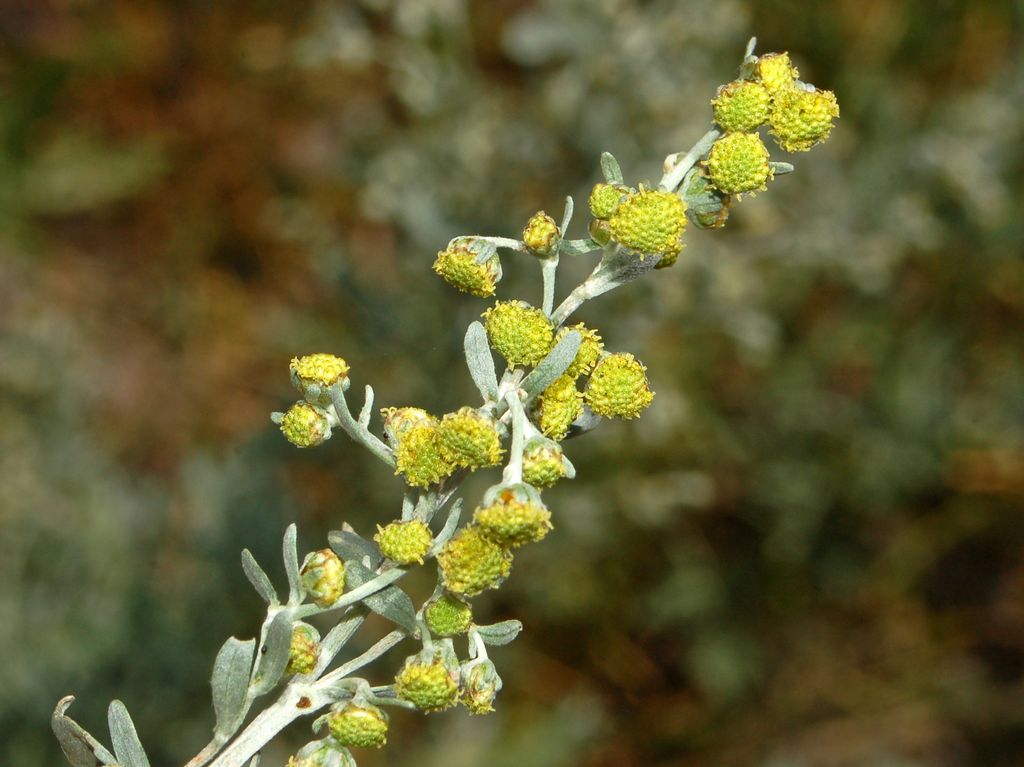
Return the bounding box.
[608,188,687,261]
[588,182,630,220]
[380,406,434,447]
[436,407,504,469]
[556,322,604,378]
[374,519,433,565]
[394,421,454,488]
[286,623,320,676]
[585,353,655,419]
[755,52,798,94]
[522,211,560,257]
[327,703,388,748]
[482,301,554,368]
[473,489,552,549]
[395,655,459,712]
[290,354,350,406]
[522,438,568,489]
[535,374,583,441]
[438,526,513,596]
[300,548,346,608]
[433,242,501,297]
[769,86,840,153]
[705,132,773,195]
[712,79,771,133]
[424,593,473,637]
[280,402,332,448]
[460,659,502,715]
[588,218,612,246]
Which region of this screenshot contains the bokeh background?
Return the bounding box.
[3,1,1023,765]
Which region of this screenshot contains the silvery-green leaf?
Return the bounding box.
[770,161,795,175]
[600,151,624,185]
[211,637,255,739]
[246,754,261,767]
[474,620,523,646]
[107,701,150,767]
[52,697,116,767]
[313,610,367,675]
[345,561,417,633]
[249,610,293,696]
[464,321,498,401]
[283,524,301,604]
[559,195,574,235]
[328,529,382,569]
[428,499,463,555]
[559,238,600,257]
[241,550,278,605]
[521,331,580,402]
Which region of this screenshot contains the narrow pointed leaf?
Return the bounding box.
[241,550,278,605]
[345,561,417,633]
[559,195,574,235]
[600,152,624,185]
[474,620,523,646]
[52,697,116,767]
[283,524,300,604]
[328,528,382,569]
[250,610,293,696]
[464,321,498,401]
[211,637,255,739]
[429,499,463,555]
[107,700,151,767]
[521,331,580,402]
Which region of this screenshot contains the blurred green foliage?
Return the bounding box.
[2,1,1023,765]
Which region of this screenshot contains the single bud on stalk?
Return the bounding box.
[522,437,568,488]
[300,548,346,608]
[279,401,333,448]
[588,182,631,220]
[535,374,583,441]
[460,659,503,715]
[326,703,389,748]
[473,484,552,548]
[482,301,555,368]
[712,79,771,133]
[769,86,840,152]
[394,654,460,712]
[433,241,502,297]
[394,421,455,488]
[290,354,350,406]
[436,407,504,469]
[424,593,473,637]
[286,623,320,676]
[608,188,688,264]
[521,211,561,257]
[585,353,655,419]
[755,51,799,94]
[381,407,435,447]
[437,526,513,596]
[705,132,773,195]
[374,519,433,565]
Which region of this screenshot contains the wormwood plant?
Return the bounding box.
[52,39,837,767]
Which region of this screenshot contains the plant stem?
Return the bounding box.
[659,128,721,193]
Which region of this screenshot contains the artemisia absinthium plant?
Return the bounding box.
[52,39,837,767]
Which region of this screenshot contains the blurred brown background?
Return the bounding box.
[2,1,1023,765]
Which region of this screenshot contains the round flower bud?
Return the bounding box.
[556,322,604,378]
[374,519,433,565]
[755,52,798,94]
[327,703,388,748]
[438,526,513,596]
[588,218,612,246]
[460,659,502,715]
[395,655,459,712]
[380,406,435,447]
[290,354,350,406]
[436,407,504,469]
[705,132,773,195]
[300,548,346,608]
[712,79,771,133]
[473,492,552,549]
[482,301,554,368]
[280,402,332,448]
[535,374,583,441]
[394,421,454,488]
[585,353,655,419]
[522,438,568,489]
[433,241,501,297]
[608,188,687,261]
[424,593,473,637]
[522,211,560,257]
[588,182,630,220]
[286,623,320,676]
[769,86,840,153]
[289,742,357,767]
